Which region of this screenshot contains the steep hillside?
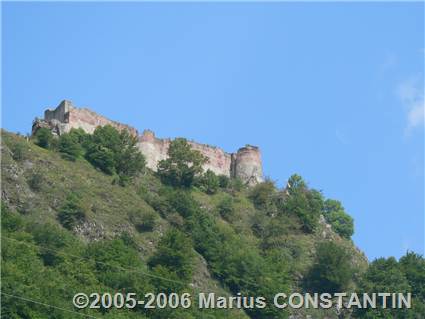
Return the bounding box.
[3,129,414,319]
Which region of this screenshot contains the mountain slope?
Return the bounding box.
[1,130,369,319]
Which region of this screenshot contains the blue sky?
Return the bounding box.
[2,2,424,261]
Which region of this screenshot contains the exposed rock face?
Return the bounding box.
[32,100,264,184]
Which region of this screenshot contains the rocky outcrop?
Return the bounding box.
[32,100,264,184]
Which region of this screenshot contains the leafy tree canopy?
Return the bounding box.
[323,199,354,239]
[157,138,207,188]
[58,133,83,161]
[34,128,54,149]
[305,241,354,294]
[84,125,145,183]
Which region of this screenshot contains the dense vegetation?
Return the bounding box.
[2,128,424,319]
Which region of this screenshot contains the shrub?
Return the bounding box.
[32,223,70,266]
[129,210,157,232]
[249,180,276,210]
[34,128,53,149]
[57,193,86,230]
[1,202,24,232]
[166,189,199,218]
[27,170,44,191]
[229,177,245,192]
[218,175,230,189]
[10,141,27,161]
[217,195,235,221]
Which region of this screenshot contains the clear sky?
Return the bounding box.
[2,2,424,261]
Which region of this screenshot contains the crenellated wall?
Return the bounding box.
[33,100,264,184]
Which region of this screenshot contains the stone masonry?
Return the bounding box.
[32,100,264,184]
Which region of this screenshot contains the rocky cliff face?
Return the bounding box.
[32,100,264,184]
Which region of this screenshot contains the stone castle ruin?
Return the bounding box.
[32,100,264,184]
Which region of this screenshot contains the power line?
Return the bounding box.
[1,235,274,318]
[1,292,100,319]
[1,236,186,286]
[2,234,268,291]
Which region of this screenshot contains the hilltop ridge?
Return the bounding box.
[32,100,264,185]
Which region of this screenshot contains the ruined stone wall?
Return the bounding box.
[138,130,170,171]
[67,107,138,136]
[44,100,70,122]
[138,131,232,177]
[188,142,232,177]
[37,100,138,136]
[33,100,264,184]
[233,146,263,185]
[137,130,263,183]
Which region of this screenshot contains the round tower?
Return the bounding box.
[233,145,264,185]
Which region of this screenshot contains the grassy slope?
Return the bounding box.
[1,130,367,319]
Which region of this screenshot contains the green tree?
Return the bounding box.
[217,195,235,221]
[148,228,195,283]
[157,138,207,188]
[279,175,324,233]
[86,144,116,174]
[355,257,412,318]
[87,238,152,292]
[84,125,145,182]
[305,241,353,293]
[198,169,220,194]
[114,129,146,185]
[249,180,276,210]
[68,127,90,145]
[57,193,86,230]
[399,252,425,300]
[281,189,322,233]
[286,174,307,194]
[323,199,354,239]
[58,133,83,161]
[165,189,199,218]
[34,128,53,149]
[218,175,230,189]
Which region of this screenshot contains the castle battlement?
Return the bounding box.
[33,100,264,184]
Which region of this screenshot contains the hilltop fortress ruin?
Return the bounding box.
[32,100,264,184]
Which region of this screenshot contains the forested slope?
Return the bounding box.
[1,129,423,319]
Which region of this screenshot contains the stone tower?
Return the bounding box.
[232,145,264,185]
